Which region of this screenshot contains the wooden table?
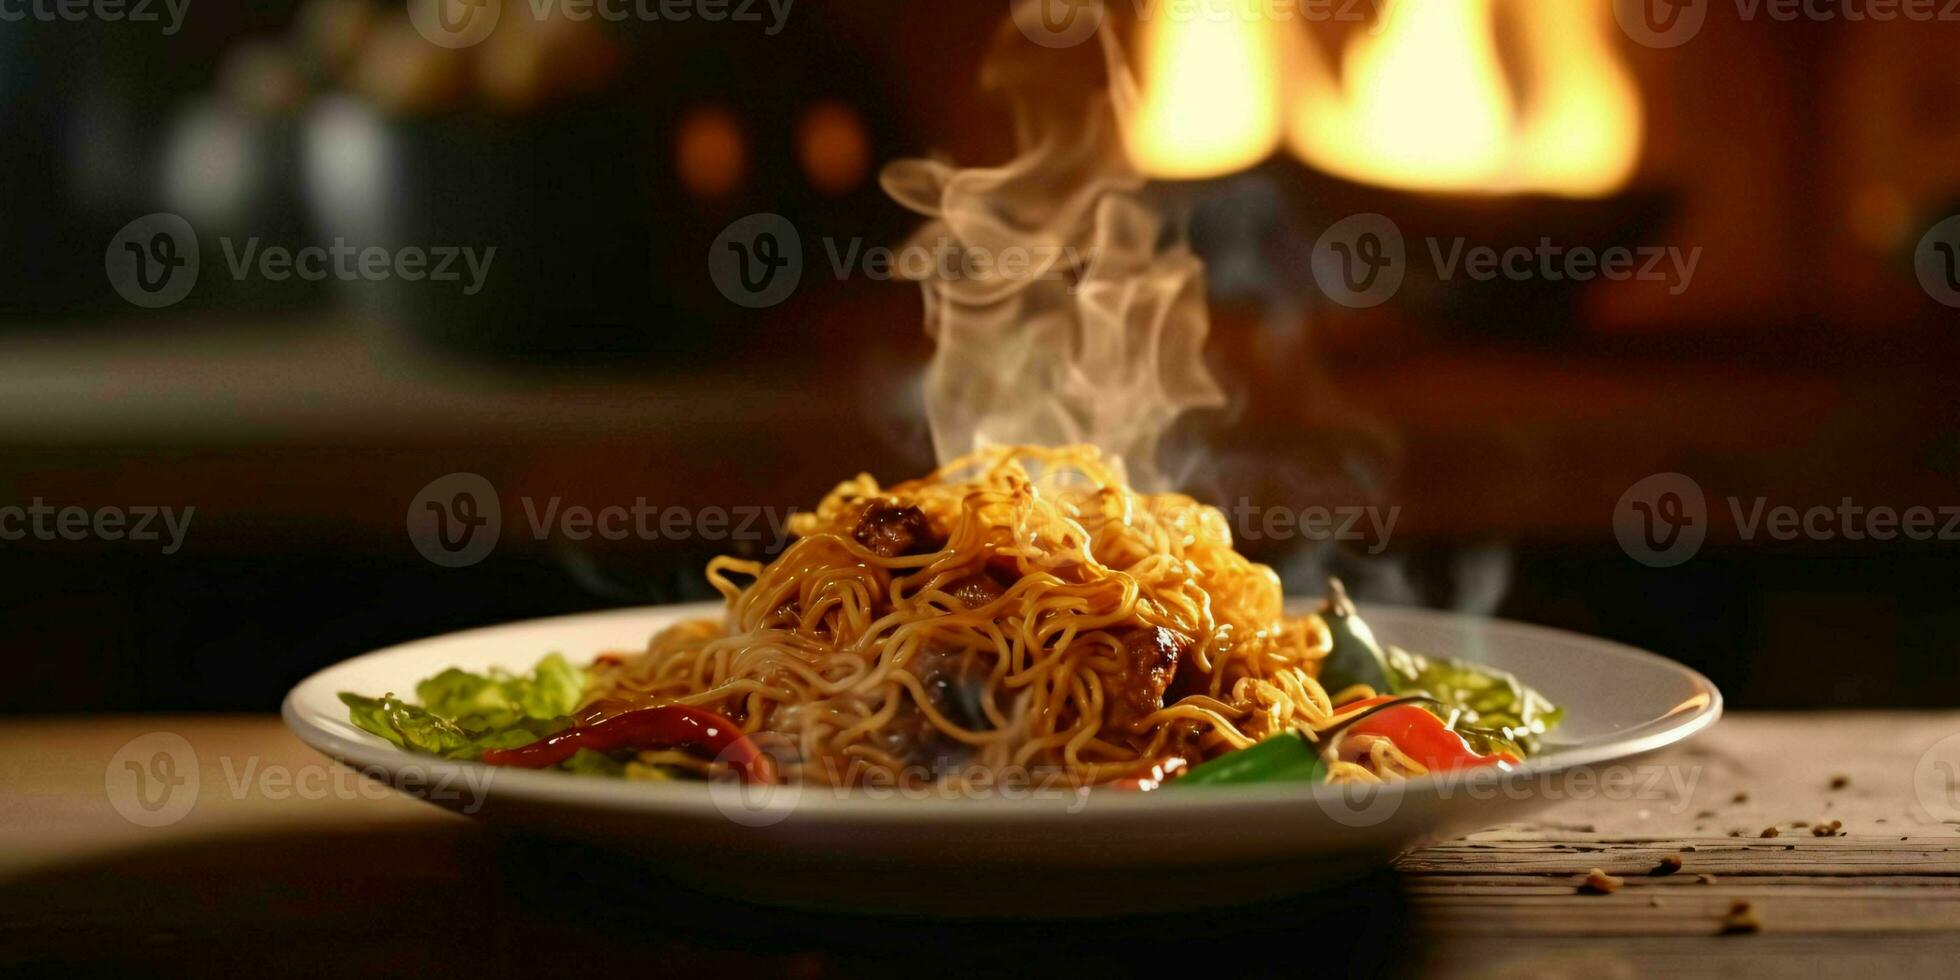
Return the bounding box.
[6,713,1958,978]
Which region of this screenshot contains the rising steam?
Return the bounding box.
[879,14,1224,491]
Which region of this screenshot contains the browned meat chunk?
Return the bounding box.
[1107,627,1191,731]
[852,499,937,558]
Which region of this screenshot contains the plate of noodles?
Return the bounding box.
[286,446,1720,916]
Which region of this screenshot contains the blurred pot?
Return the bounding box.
[302,95,697,359]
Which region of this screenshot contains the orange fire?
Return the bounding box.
[1130,0,1643,197]
[1125,4,1286,180]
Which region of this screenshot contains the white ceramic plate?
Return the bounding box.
[284,601,1720,917]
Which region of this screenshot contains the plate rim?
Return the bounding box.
[282,601,1722,822]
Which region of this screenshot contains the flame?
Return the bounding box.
[1130,0,1643,198]
[1290,0,1515,192]
[1127,0,1286,180]
[1507,0,1644,197]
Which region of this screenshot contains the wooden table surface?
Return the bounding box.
[6,712,1959,978]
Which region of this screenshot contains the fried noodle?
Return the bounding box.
[581,445,1418,787]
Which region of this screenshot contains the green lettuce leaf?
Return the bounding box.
[415,652,585,729]
[520,653,586,720]
[1383,645,1564,754]
[341,653,587,763]
[338,692,475,756]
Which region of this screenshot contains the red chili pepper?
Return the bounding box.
[1335,696,1518,772]
[479,705,771,783]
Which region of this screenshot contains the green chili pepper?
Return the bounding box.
[1173,696,1439,787]
[1176,732,1325,786]
[1314,577,1564,756]
[1316,576,1394,695]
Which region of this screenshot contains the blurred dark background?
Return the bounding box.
[3,0,1957,714]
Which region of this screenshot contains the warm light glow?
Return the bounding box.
[797,101,871,197]
[1509,0,1644,197]
[1128,0,1286,180]
[1291,0,1513,192]
[1289,0,1642,197]
[675,105,747,199]
[1125,0,1644,196]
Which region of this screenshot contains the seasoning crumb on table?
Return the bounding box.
[1389,714,1960,977]
[1722,900,1763,935]
[1581,868,1624,894]
[1651,855,1683,876]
